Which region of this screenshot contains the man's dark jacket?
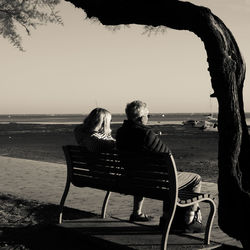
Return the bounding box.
[116,120,171,153]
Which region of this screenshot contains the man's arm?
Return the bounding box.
[144,129,171,153]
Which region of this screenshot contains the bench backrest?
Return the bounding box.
[63,145,178,201]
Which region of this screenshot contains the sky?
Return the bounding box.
[0,0,250,114]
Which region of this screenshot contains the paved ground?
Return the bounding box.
[0,156,243,249]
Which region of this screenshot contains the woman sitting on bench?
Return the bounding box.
[74,108,116,152]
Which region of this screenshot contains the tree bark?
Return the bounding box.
[65,0,250,246]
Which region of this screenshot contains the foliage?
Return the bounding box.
[0,0,62,51]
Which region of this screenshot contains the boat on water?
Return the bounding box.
[182,114,218,131]
[182,119,199,126]
[201,120,218,131]
[202,114,218,131]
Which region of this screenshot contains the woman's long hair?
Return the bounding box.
[82,108,112,135]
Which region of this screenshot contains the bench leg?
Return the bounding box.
[204,199,216,245]
[58,178,71,224]
[161,204,176,250]
[101,191,111,218]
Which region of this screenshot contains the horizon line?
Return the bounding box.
[0,112,224,116]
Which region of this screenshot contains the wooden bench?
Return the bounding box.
[59,145,216,250]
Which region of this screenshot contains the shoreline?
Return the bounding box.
[0,120,184,125]
[0,122,219,182]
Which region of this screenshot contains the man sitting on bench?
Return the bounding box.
[116,100,204,233]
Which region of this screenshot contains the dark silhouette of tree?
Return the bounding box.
[64,0,250,248]
[0,0,62,51]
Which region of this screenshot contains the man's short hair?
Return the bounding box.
[125,100,148,121]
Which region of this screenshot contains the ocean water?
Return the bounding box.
[0,113,250,125]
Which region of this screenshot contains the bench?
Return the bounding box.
[59,145,216,250]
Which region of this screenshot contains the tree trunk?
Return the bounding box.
[65,0,250,246]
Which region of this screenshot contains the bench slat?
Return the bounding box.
[118,164,169,172]
[72,163,169,181]
[73,167,168,181]
[72,162,125,174]
[178,191,211,204]
[129,177,170,188]
[128,170,168,179]
[72,170,170,190]
[72,157,169,172]
[70,151,120,158]
[71,157,122,167]
[73,168,121,177]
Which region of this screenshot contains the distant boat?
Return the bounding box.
[201,114,218,131]
[201,120,218,131]
[205,114,218,122]
[182,119,198,126]
[182,114,218,131]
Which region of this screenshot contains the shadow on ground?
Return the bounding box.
[0,197,243,250]
[0,223,243,250]
[0,224,133,250]
[0,203,133,250]
[216,246,243,250]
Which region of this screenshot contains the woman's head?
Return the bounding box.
[83,108,112,135]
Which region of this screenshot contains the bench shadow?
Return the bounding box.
[1,224,134,250]
[0,204,133,250]
[1,223,242,250]
[0,203,243,250]
[31,203,97,223]
[215,245,243,250]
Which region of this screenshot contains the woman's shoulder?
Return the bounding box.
[92,131,115,141]
[91,131,106,139]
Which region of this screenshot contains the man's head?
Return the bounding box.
[125,100,149,125]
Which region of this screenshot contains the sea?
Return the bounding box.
[0,113,250,125]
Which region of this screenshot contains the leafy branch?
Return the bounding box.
[0,0,62,51]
